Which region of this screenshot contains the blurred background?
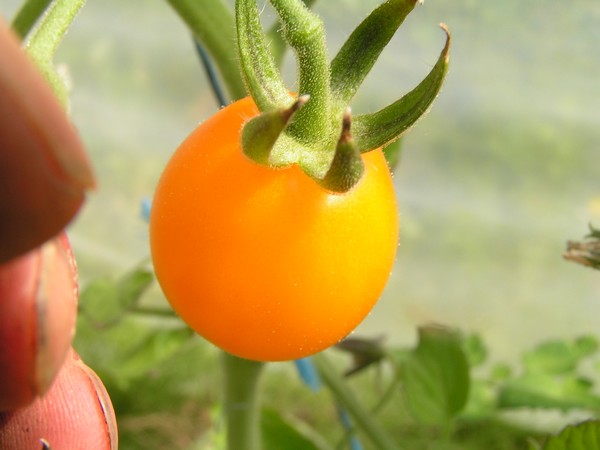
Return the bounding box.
[1,0,599,363]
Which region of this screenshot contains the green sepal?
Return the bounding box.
[236,0,290,110]
[317,110,364,193]
[242,95,309,165]
[330,0,418,107]
[353,24,451,152]
[235,0,451,193]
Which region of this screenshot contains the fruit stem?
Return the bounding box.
[269,0,333,146]
[222,352,265,450]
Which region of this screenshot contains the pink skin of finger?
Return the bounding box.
[0,18,96,264]
[0,233,78,411]
[0,348,118,450]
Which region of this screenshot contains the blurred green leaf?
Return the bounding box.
[523,336,598,375]
[498,335,600,411]
[76,310,193,389]
[490,363,512,382]
[79,277,120,324]
[539,420,600,450]
[113,327,194,381]
[79,265,154,325]
[76,265,192,389]
[401,325,470,426]
[462,333,488,368]
[498,373,600,411]
[261,408,328,450]
[116,265,154,308]
[461,380,497,420]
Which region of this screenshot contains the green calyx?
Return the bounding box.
[236,0,451,193]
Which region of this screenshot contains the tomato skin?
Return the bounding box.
[150,96,399,361]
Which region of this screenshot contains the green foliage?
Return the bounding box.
[73,262,600,449]
[75,265,195,389]
[498,336,600,411]
[78,265,154,325]
[534,421,600,450]
[400,326,470,427]
[261,408,326,450]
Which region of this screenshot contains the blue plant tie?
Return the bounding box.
[293,357,321,392]
[337,406,364,450]
[141,198,152,222]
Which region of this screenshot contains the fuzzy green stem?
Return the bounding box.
[222,353,265,450]
[11,0,53,39]
[24,0,86,106]
[269,0,333,145]
[313,353,401,450]
[166,0,246,102]
[266,0,319,67]
[25,0,85,67]
[236,0,290,110]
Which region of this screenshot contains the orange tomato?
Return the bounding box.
[149,96,399,361]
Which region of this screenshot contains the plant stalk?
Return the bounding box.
[222,352,265,450]
[313,353,401,450]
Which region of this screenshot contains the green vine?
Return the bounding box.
[313,353,400,450]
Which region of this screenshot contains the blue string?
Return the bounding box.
[193,39,229,108]
[141,198,152,222]
[293,358,321,392]
[337,407,365,450]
